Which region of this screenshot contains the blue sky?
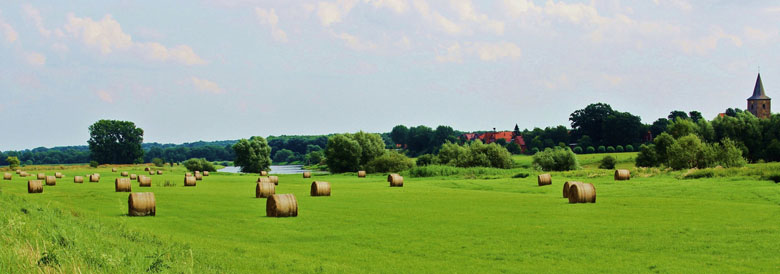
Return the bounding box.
[1,0,778,150]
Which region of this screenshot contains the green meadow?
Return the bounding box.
[1,154,779,273]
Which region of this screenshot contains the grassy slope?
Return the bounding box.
[0,159,779,273]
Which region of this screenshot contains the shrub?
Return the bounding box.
[599,155,616,169]
[597,146,606,153]
[89,161,99,168]
[761,173,780,183]
[232,136,272,173]
[573,146,583,154]
[532,147,579,171]
[324,134,362,173]
[616,145,624,152]
[506,142,523,154]
[625,144,634,152]
[416,154,437,166]
[6,156,20,170]
[635,144,659,167]
[606,146,615,153]
[717,138,747,168]
[530,147,540,154]
[684,169,715,179]
[437,141,512,169]
[585,146,595,154]
[366,150,415,173]
[151,158,164,167]
[183,158,216,172]
[512,172,529,178]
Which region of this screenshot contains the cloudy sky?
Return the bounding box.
[1,0,778,150]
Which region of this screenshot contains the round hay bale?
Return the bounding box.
[302,171,311,178]
[20,172,29,177]
[28,180,43,193]
[3,173,11,180]
[112,168,117,172]
[45,176,56,186]
[130,174,137,180]
[537,174,552,186]
[310,181,331,196]
[266,194,298,217]
[387,174,403,187]
[195,171,201,175]
[203,171,209,176]
[74,176,84,183]
[139,176,152,187]
[260,171,268,176]
[195,173,203,181]
[614,169,631,181]
[144,167,150,172]
[55,172,64,178]
[149,171,155,175]
[185,172,192,177]
[16,169,21,174]
[184,176,196,187]
[156,170,163,175]
[358,171,366,178]
[563,181,582,198]
[89,174,100,182]
[115,178,132,192]
[568,183,596,204]
[257,177,271,184]
[268,176,279,185]
[37,173,45,180]
[121,171,129,177]
[128,192,156,216]
[256,182,276,198]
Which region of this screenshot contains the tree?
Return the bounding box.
[506,142,523,154]
[232,136,272,173]
[599,155,616,169]
[569,103,614,145]
[433,125,457,148]
[324,134,362,173]
[273,149,294,163]
[306,150,323,165]
[366,150,415,173]
[689,111,703,122]
[653,132,675,165]
[151,158,164,167]
[87,120,144,164]
[390,125,409,146]
[351,131,386,166]
[407,125,434,156]
[532,147,579,171]
[512,124,521,138]
[668,110,689,121]
[183,158,217,172]
[668,117,697,139]
[6,156,20,170]
[650,118,669,138]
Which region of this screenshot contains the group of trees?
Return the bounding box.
[389,125,460,156]
[636,133,745,169]
[325,131,407,173]
[433,140,513,169]
[267,135,328,164]
[0,146,90,166]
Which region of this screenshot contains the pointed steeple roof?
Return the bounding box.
[748,73,770,100]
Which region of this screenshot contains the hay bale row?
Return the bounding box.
[45,176,56,186]
[74,176,84,183]
[266,194,298,217]
[184,176,196,186]
[387,174,403,187]
[568,183,596,203]
[115,178,132,192]
[55,172,63,179]
[139,176,152,187]
[20,172,29,177]
[28,180,43,193]
[358,171,366,178]
[614,169,631,181]
[195,173,203,181]
[121,171,129,177]
[538,174,552,186]
[256,182,276,198]
[37,173,46,180]
[128,192,155,216]
[302,171,311,178]
[3,173,11,180]
[310,181,331,196]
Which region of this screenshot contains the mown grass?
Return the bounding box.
[1,157,779,273]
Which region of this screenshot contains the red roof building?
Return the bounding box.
[475,131,526,153]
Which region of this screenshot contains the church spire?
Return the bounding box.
[748,73,770,100]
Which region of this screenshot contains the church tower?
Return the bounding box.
[747,73,771,119]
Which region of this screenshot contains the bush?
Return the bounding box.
[585,146,595,154]
[684,169,715,179]
[232,136,272,173]
[573,146,583,154]
[366,150,415,173]
[6,156,20,170]
[532,147,579,171]
[273,149,294,163]
[183,158,216,172]
[625,145,634,152]
[530,147,540,154]
[635,144,659,167]
[89,161,99,168]
[599,155,616,169]
[606,146,615,153]
[437,141,512,169]
[616,145,624,152]
[416,154,437,166]
[597,146,606,153]
[506,142,523,154]
[512,172,529,178]
[151,158,164,167]
[761,173,780,183]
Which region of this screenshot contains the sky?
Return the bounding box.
[1,0,779,150]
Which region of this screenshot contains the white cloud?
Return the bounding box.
[395,35,411,49]
[316,0,358,26]
[255,8,288,42]
[653,0,692,11]
[22,4,55,38]
[744,26,778,44]
[679,28,743,55]
[602,73,623,86]
[25,52,46,66]
[96,90,114,103]
[436,42,463,63]
[366,0,408,13]
[191,77,225,94]
[413,0,462,34]
[65,13,206,65]
[544,1,606,25]
[0,16,18,43]
[51,42,69,52]
[450,0,504,35]
[502,0,542,16]
[333,31,377,50]
[474,42,521,61]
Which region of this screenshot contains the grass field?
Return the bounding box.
[1,156,779,273]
